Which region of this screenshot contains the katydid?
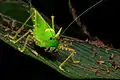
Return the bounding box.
[9,0,104,71]
[9,7,79,71]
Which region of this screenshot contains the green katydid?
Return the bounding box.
[9,7,80,71]
[9,0,104,71]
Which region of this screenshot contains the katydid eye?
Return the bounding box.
[50,37,52,40]
[50,37,55,40]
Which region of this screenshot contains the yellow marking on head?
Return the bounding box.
[45,28,54,32]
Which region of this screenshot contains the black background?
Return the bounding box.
[1,0,120,79]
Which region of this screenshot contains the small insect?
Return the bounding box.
[9,0,104,71]
[96,60,105,64]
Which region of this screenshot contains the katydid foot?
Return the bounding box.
[59,66,65,71]
[9,35,15,39]
[18,47,24,52]
[9,40,17,44]
[73,60,80,63]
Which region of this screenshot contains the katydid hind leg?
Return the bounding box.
[9,12,34,39]
[18,35,31,52]
[10,29,32,44]
[10,29,32,52]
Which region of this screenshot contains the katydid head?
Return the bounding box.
[42,16,62,47]
[44,28,59,47]
[43,27,62,47]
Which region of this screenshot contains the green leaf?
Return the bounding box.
[0,1,120,79]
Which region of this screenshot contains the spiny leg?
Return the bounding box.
[10,29,32,52]
[58,39,80,71]
[9,12,34,39]
[59,49,74,71]
[71,53,80,63]
[18,35,31,52]
[11,29,41,54]
[44,47,56,53]
[10,29,32,44]
[59,47,79,71]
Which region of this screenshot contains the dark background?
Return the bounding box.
[1,0,120,79]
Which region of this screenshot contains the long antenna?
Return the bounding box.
[62,0,104,35]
